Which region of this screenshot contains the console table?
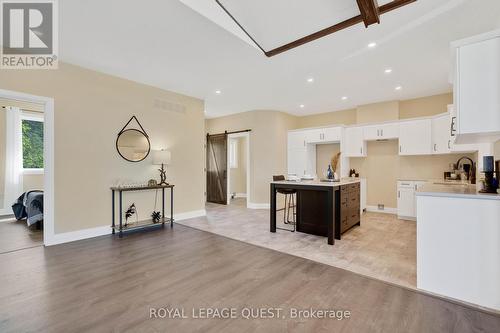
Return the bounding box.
[110,184,174,237]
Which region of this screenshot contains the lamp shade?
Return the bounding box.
[152,150,171,165]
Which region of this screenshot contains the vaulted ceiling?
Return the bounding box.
[59,0,500,118]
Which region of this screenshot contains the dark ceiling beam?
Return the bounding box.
[265,0,417,57]
[356,0,380,27]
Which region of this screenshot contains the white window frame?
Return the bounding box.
[229,139,238,169]
[21,112,45,175]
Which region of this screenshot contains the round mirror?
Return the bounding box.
[116,129,151,162]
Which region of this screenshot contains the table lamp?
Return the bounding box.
[153,150,171,185]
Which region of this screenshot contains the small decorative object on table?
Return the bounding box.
[151,211,161,223]
[331,152,341,179]
[153,150,171,186]
[327,165,334,179]
[148,179,158,187]
[124,203,137,226]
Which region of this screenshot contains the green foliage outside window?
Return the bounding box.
[22,119,44,169]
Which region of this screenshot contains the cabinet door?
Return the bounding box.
[345,127,366,157]
[397,187,415,219]
[399,119,432,155]
[287,148,306,176]
[380,123,400,140]
[363,125,380,141]
[288,131,307,149]
[304,129,323,144]
[323,127,341,142]
[432,114,451,154]
[457,37,500,135]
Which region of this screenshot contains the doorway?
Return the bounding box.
[0,89,54,248]
[206,130,250,207]
[227,132,250,207]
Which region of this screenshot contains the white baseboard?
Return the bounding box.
[44,209,206,246]
[45,225,111,246]
[365,206,397,215]
[247,202,270,209]
[174,209,206,221]
[234,193,247,198]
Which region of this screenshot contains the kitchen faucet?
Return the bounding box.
[456,156,476,183]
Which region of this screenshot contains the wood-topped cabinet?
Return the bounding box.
[340,182,360,235]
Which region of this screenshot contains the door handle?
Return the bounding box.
[448,140,451,149]
[360,147,363,155]
[399,145,402,153]
[381,129,383,137]
[398,191,400,198]
[377,129,380,136]
[434,144,437,152]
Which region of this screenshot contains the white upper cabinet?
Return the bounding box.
[288,131,306,149]
[453,31,500,143]
[431,114,451,154]
[305,127,341,144]
[345,127,366,157]
[399,119,432,156]
[363,123,399,141]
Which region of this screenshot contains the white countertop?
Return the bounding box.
[271,178,362,187]
[417,183,500,201]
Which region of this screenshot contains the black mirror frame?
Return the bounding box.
[116,116,151,163]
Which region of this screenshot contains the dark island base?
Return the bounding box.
[270,182,361,245]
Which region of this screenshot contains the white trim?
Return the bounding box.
[234,193,247,198]
[248,202,270,210]
[45,226,111,246]
[21,112,44,122]
[45,209,207,246]
[365,205,397,214]
[0,89,54,247]
[22,168,44,175]
[174,209,206,221]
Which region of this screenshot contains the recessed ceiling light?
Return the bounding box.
[384,68,393,74]
[307,78,314,83]
[368,42,377,48]
[299,104,305,108]
[395,86,402,91]
[215,90,221,94]
[341,96,348,100]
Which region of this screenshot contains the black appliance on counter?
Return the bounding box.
[480,156,499,194]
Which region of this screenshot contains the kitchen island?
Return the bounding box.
[270,179,362,245]
[416,183,500,311]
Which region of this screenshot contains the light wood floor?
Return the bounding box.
[0,219,43,253]
[178,198,416,288]
[0,224,499,332]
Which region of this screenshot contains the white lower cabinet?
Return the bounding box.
[397,181,426,220]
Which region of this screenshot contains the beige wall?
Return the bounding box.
[2,62,205,233]
[23,174,44,192]
[350,141,475,208]
[297,108,357,128]
[229,136,247,195]
[356,101,399,124]
[316,143,340,177]
[206,111,297,204]
[399,93,453,119]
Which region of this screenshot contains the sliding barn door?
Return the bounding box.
[206,133,227,204]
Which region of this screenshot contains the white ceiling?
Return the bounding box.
[59,0,500,118]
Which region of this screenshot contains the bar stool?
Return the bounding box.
[273,175,296,232]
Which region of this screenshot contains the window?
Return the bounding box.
[229,139,238,168]
[22,116,44,171]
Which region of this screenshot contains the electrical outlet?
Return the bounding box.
[378,204,385,210]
